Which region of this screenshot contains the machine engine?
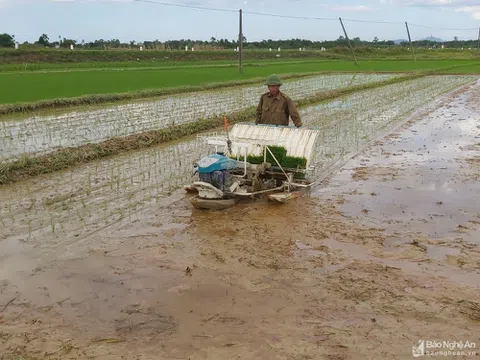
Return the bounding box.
[194,153,236,191]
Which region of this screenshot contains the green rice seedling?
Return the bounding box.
[1,73,403,163]
[50,215,55,233]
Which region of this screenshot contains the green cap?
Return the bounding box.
[264,74,283,86]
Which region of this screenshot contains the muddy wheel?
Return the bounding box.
[267,192,301,204]
[190,196,237,210]
[184,185,198,193]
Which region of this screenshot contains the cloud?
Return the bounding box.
[385,0,480,19]
[455,5,480,19]
[50,0,133,2]
[391,0,478,5]
[329,5,374,12]
[0,0,133,4]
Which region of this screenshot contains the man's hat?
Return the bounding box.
[264,74,283,86]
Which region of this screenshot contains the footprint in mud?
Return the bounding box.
[115,305,176,341]
[351,166,401,182]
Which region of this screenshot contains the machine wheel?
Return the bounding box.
[267,191,301,204]
[190,196,237,210]
[184,185,198,193]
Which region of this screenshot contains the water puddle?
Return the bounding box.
[315,237,479,288]
[313,86,480,244]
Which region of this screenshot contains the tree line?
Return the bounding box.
[0,33,478,50]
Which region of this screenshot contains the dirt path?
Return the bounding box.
[0,82,479,359]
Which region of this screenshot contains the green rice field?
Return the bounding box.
[1,59,479,105]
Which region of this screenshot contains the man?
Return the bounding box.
[255,74,302,128]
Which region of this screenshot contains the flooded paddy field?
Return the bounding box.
[0,75,478,359]
[0,75,476,244]
[0,73,396,162]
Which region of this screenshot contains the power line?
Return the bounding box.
[409,23,477,31]
[134,0,478,32]
[342,19,476,31]
[133,0,236,13]
[243,10,337,21]
[342,19,404,25]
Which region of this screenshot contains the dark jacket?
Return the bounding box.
[255,91,302,127]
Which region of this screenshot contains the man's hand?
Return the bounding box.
[256,96,263,125]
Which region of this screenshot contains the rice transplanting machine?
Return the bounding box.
[184,118,321,210]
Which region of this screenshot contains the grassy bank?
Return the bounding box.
[1,47,479,65]
[0,72,423,185]
[1,60,477,112]
[0,48,343,64]
[0,59,314,73]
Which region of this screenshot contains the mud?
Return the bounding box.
[0,79,479,359]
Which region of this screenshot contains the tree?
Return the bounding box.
[373,37,379,43]
[0,33,15,48]
[37,33,49,46]
[60,38,76,48]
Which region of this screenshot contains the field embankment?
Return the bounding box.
[1,47,479,65]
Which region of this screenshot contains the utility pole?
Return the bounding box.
[405,22,416,61]
[477,26,480,52]
[239,9,243,73]
[339,17,358,65]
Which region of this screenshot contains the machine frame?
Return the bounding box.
[185,123,320,209]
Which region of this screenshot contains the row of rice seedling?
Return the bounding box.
[303,75,478,174]
[0,73,421,185]
[0,74,475,247]
[0,74,395,161]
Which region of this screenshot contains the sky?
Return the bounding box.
[0,0,479,44]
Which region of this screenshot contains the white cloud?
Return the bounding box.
[455,5,480,19]
[392,0,478,5]
[385,0,480,19]
[1,0,132,4]
[50,0,133,2]
[329,5,374,12]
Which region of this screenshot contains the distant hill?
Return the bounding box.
[393,39,408,44]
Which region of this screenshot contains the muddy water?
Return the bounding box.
[0,79,479,360]
[0,75,477,255]
[303,75,478,176]
[313,82,480,245]
[0,74,395,161]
